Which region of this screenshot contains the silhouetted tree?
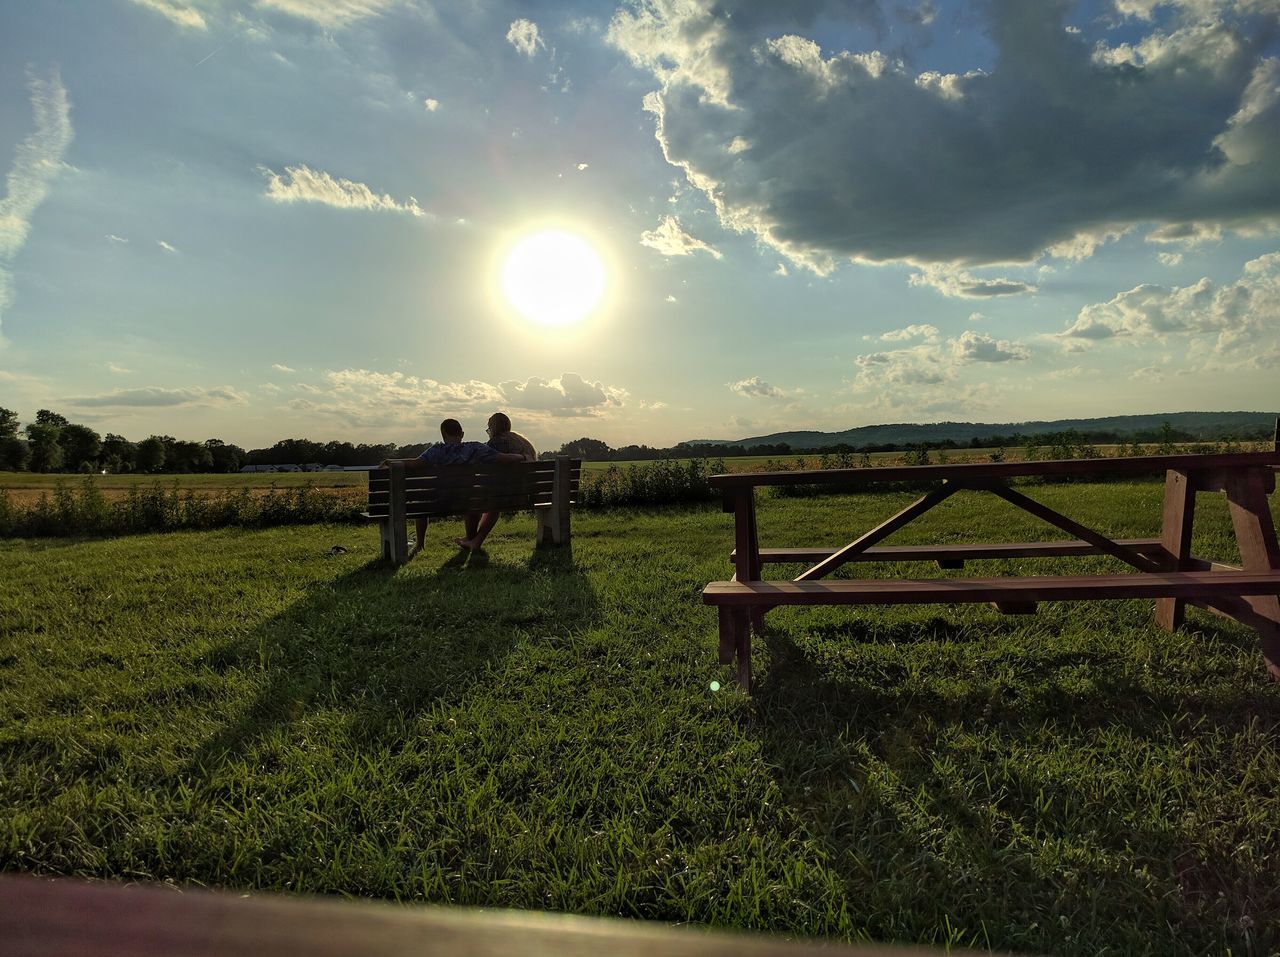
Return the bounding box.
[101,434,136,473]
[135,436,167,473]
[34,409,69,428]
[25,423,64,472]
[60,423,102,471]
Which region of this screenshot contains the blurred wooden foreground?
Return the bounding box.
[1,875,958,957]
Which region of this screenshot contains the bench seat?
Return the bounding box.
[703,570,1280,607]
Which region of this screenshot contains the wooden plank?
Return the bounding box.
[1,874,917,957]
[1224,468,1280,678]
[795,483,959,582]
[703,571,1280,606]
[709,450,1280,490]
[735,538,1167,564]
[987,484,1162,573]
[386,462,408,565]
[1155,469,1196,630]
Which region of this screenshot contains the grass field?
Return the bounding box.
[3,482,1279,954]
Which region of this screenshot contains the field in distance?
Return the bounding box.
[0,442,1263,505]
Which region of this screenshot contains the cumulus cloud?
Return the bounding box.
[128,0,207,30]
[0,68,72,344]
[64,386,247,407]
[499,373,626,416]
[607,0,1280,270]
[853,329,1031,391]
[507,19,545,58]
[260,164,423,216]
[880,323,939,342]
[640,215,721,258]
[256,0,396,27]
[272,363,296,373]
[908,265,1036,298]
[424,97,439,112]
[1058,251,1280,355]
[729,376,784,398]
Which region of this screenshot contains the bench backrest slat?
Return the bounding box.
[367,460,582,519]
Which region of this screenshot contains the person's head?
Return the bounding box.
[440,418,464,442]
[486,411,512,437]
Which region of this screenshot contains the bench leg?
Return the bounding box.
[378,520,393,562]
[1225,470,1280,679]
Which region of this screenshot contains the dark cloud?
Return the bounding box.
[609,0,1280,269]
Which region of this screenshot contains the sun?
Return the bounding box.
[500,229,606,327]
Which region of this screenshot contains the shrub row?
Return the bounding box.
[0,481,363,538]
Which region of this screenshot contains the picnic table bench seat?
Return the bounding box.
[704,447,1280,690]
[363,458,581,564]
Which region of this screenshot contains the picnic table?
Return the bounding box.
[703,450,1280,690]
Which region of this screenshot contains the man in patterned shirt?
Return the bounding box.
[382,418,525,556]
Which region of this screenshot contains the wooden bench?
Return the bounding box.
[364,458,581,564]
[703,449,1280,690]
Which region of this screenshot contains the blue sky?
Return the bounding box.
[1,0,1277,450]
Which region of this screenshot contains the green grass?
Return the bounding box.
[2,481,1279,954]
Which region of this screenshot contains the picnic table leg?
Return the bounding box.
[1224,468,1280,679]
[717,608,735,665]
[729,490,761,690]
[1156,469,1196,631]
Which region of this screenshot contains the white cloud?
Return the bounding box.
[577,163,589,171]
[260,164,423,216]
[729,376,784,398]
[640,216,721,258]
[607,2,1280,269]
[424,98,439,112]
[908,265,1036,299]
[272,363,296,373]
[1158,252,1184,266]
[880,323,939,342]
[665,294,678,303]
[498,373,626,416]
[1058,251,1280,356]
[968,312,986,322]
[64,386,248,408]
[127,0,207,30]
[0,68,72,346]
[106,363,132,374]
[507,19,545,59]
[106,234,129,244]
[255,0,396,28]
[157,239,177,253]
[775,263,788,277]
[853,330,1031,392]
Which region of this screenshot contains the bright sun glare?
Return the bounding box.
[501,230,605,327]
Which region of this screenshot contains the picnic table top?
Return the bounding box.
[710,450,1280,490]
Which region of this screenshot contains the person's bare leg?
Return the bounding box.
[410,517,428,556]
[458,511,499,550]
[463,511,481,539]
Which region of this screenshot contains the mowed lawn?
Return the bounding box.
[2,482,1279,955]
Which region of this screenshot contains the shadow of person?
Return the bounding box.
[189,544,595,773]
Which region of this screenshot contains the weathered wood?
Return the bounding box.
[1155,469,1197,630]
[386,461,408,564]
[1224,468,1280,678]
[0,874,924,957]
[734,538,1167,564]
[536,457,572,546]
[733,606,752,690]
[986,484,1162,573]
[703,571,1280,607]
[710,450,1280,490]
[795,483,960,582]
[717,607,735,665]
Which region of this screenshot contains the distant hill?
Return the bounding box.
[688,411,1280,450]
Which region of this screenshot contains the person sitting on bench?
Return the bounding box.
[382,418,524,556]
[451,411,541,552]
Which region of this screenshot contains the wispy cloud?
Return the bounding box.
[127,0,207,30]
[106,233,129,244]
[507,19,545,59]
[0,67,73,346]
[640,216,721,259]
[908,265,1036,299]
[64,386,248,407]
[255,0,396,28]
[156,239,177,253]
[271,363,296,373]
[106,362,133,374]
[260,164,423,216]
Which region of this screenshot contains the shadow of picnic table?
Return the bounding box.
[747,614,1280,952]
[187,545,595,773]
